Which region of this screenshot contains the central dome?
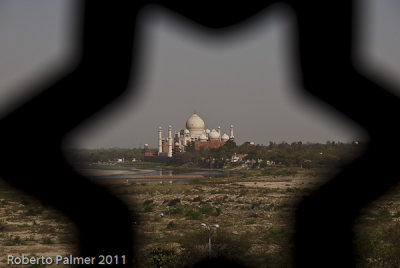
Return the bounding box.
[186,113,205,138]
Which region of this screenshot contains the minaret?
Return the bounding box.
[230,125,234,140]
[217,126,221,141]
[158,126,162,154]
[168,125,172,157]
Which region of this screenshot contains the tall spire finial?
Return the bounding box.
[194,109,197,114]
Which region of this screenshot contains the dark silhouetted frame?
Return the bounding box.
[0,0,399,267]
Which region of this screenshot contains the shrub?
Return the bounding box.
[166,221,176,229]
[0,220,7,232]
[193,196,203,202]
[170,206,184,215]
[148,245,181,268]
[275,168,297,177]
[185,209,203,220]
[42,237,53,244]
[199,205,215,216]
[37,225,56,234]
[58,233,77,244]
[25,235,35,241]
[238,189,248,197]
[250,202,260,209]
[215,207,222,216]
[24,208,42,216]
[249,212,258,218]
[168,198,181,206]
[265,203,275,211]
[144,205,154,212]
[5,235,24,246]
[179,230,252,266]
[284,187,300,194]
[143,199,154,206]
[375,209,392,222]
[263,227,288,244]
[262,168,274,176]
[262,168,298,177]
[213,231,252,257]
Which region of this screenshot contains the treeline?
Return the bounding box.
[168,140,366,169]
[65,147,144,164]
[65,141,365,170]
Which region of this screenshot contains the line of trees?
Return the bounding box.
[168,140,365,169]
[65,147,144,164]
[65,140,365,170]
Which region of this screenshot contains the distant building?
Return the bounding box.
[231,153,247,163]
[148,113,235,158]
[142,144,154,157]
[108,158,125,163]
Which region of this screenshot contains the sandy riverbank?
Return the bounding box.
[76,168,154,177]
[98,174,205,184]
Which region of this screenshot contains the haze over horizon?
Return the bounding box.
[0,1,399,149]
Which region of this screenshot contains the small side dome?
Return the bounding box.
[200,133,207,141]
[221,133,229,141]
[205,129,211,134]
[175,142,180,146]
[209,129,220,140]
[184,129,190,134]
[250,141,255,145]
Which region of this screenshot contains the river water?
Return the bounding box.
[84,165,235,183]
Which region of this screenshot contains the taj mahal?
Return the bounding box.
[144,113,235,158]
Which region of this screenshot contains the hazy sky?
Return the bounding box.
[0,1,399,148]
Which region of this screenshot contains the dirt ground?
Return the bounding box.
[0,180,78,266]
[1,171,400,267]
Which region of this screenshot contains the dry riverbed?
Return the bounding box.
[1,170,400,267]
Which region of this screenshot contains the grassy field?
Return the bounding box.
[1,168,400,267]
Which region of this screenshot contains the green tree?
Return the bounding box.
[148,245,181,268]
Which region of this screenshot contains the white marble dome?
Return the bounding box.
[186,113,205,138]
[209,129,220,140]
[221,133,229,141]
[184,129,190,134]
[205,129,211,134]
